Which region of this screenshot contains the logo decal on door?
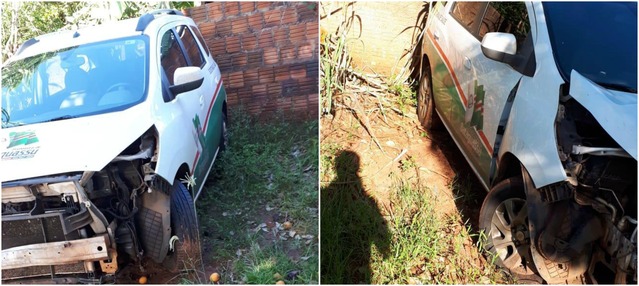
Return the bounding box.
[465,80,485,131]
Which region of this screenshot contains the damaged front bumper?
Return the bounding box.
[2,174,116,281]
[2,235,110,270]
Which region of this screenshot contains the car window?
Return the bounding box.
[177,25,205,68]
[190,25,211,57]
[480,2,530,50]
[160,29,188,85]
[450,2,485,35]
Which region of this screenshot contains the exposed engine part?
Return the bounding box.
[112,136,154,162]
[545,95,638,283]
[572,145,632,158]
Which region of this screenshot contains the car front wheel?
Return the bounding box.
[162,180,203,273]
[479,177,542,282]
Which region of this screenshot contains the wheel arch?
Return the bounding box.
[492,152,524,188]
[174,162,192,196]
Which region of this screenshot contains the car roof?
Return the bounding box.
[7,10,191,63]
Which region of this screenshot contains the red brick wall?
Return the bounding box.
[188,2,319,119]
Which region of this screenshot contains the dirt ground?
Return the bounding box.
[321,85,496,279]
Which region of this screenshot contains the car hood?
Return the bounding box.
[1,104,154,183]
[569,70,637,159]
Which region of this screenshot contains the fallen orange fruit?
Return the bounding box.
[138,276,147,284]
[276,280,285,285]
[282,221,293,230]
[210,272,220,283]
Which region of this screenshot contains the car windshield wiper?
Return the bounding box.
[46,115,77,122]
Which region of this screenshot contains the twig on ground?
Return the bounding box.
[374,148,408,176]
[419,166,451,180]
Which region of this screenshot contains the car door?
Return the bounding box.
[441,1,532,184]
[159,24,217,193]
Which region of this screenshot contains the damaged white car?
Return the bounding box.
[1,10,228,283]
[419,1,636,283]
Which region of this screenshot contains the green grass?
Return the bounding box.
[195,108,318,284]
[320,146,510,284]
[388,76,416,115]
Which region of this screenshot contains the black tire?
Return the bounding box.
[417,66,442,130]
[220,111,229,151]
[479,177,542,283]
[162,180,203,273]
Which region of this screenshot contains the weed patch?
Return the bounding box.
[196,109,318,284]
[320,146,511,284]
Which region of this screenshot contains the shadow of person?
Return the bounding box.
[321,150,390,284]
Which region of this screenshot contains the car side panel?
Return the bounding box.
[497,2,567,189]
[424,2,493,186]
[190,73,225,191]
[149,22,200,187]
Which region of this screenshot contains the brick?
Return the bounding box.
[231,53,248,67]
[274,65,290,81]
[228,71,244,88]
[299,77,319,93]
[280,44,296,62]
[297,2,318,22]
[281,7,297,25]
[216,20,232,36]
[216,54,232,72]
[289,23,306,43]
[257,2,271,11]
[246,50,263,68]
[305,22,318,41]
[240,2,255,14]
[209,38,225,56]
[290,63,306,80]
[298,43,314,60]
[306,61,319,78]
[226,90,240,105]
[237,87,252,101]
[263,47,279,65]
[252,84,268,101]
[268,83,282,98]
[277,95,292,108]
[273,2,288,8]
[293,96,308,108]
[264,9,282,27]
[208,3,224,21]
[259,67,274,83]
[244,68,260,85]
[231,16,249,35]
[273,27,289,46]
[198,22,216,38]
[225,2,240,17]
[190,6,208,23]
[225,36,241,53]
[241,34,258,51]
[248,13,263,31]
[308,93,319,104]
[257,32,273,48]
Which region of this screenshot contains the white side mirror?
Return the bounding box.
[482,32,517,56]
[173,66,203,86]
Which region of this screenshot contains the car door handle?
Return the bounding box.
[199,95,204,106]
[464,57,472,70]
[433,31,440,40]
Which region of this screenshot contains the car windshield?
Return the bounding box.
[543,2,637,93]
[1,36,148,128]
